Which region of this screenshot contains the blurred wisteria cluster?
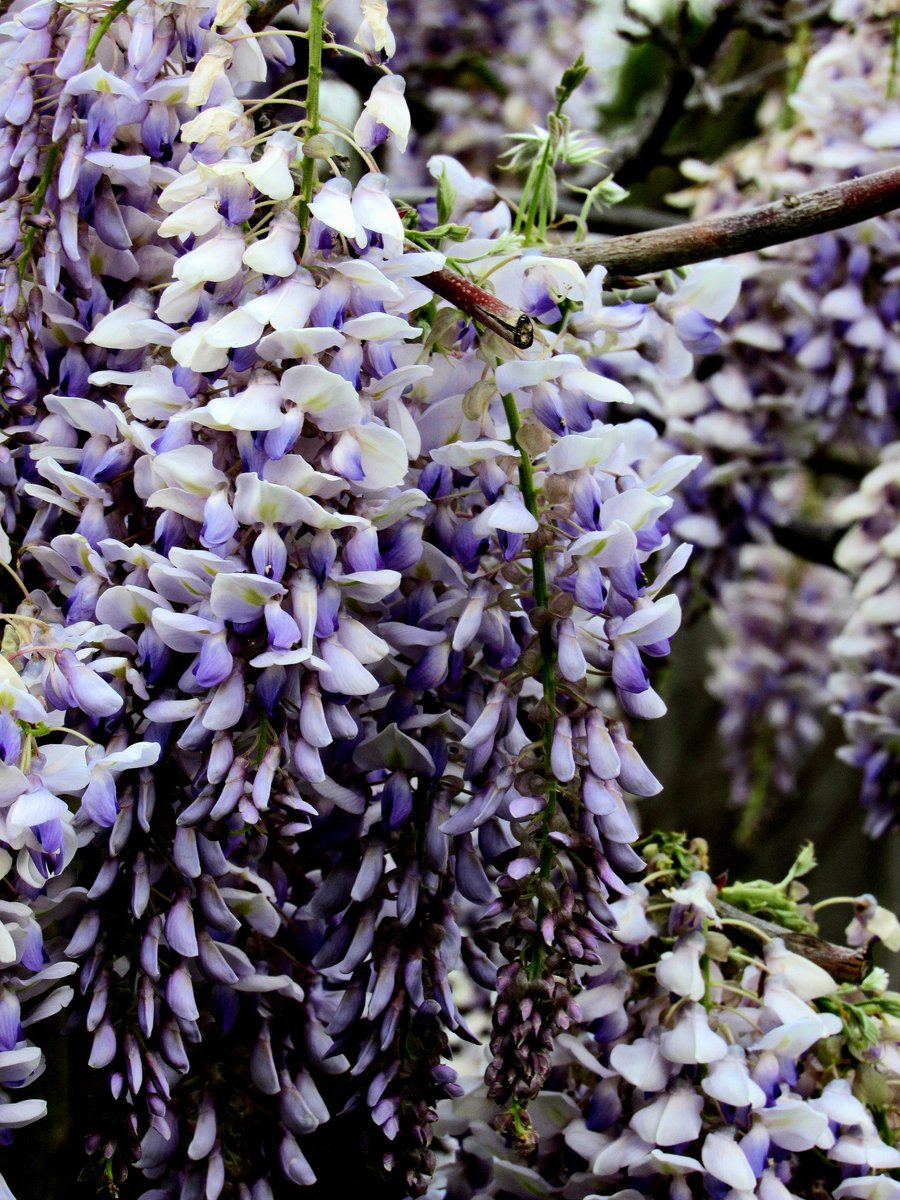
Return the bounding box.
[830,445,900,839]
[0,0,896,1198]
[323,0,612,184]
[706,546,851,844]
[654,3,900,547]
[604,0,900,837]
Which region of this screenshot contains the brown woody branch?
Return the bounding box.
[418,169,900,347]
[714,898,870,984]
[421,270,534,349]
[551,166,900,278]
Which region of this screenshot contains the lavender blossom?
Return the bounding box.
[829,443,900,835]
[708,545,852,842]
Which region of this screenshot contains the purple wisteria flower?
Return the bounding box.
[0,0,720,1174]
[707,545,851,842]
[0,614,130,1183]
[829,443,900,836]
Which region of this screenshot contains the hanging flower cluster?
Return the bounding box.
[611,2,898,576]
[436,835,900,1200]
[829,442,900,838]
[707,545,851,842]
[594,5,900,835]
[659,6,900,504]
[0,607,160,1151]
[0,0,759,1195]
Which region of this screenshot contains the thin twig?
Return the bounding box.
[397,191,682,233]
[611,2,741,187]
[714,898,870,984]
[684,56,788,110]
[419,170,900,340]
[550,166,900,277]
[422,271,534,349]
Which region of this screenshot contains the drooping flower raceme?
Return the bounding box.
[0,618,159,1170]
[829,442,900,837]
[707,545,852,842]
[608,7,900,834]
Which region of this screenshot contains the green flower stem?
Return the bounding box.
[85,0,130,65]
[17,145,59,282]
[515,137,553,245]
[514,100,563,246]
[298,0,325,233]
[700,950,712,1012]
[810,896,860,912]
[15,0,125,284]
[500,391,558,979]
[0,559,30,601]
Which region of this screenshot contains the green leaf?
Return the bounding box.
[717,882,813,932]
[780,841,817,888]
[866,992,900,1019]
[819,995,882,1054]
